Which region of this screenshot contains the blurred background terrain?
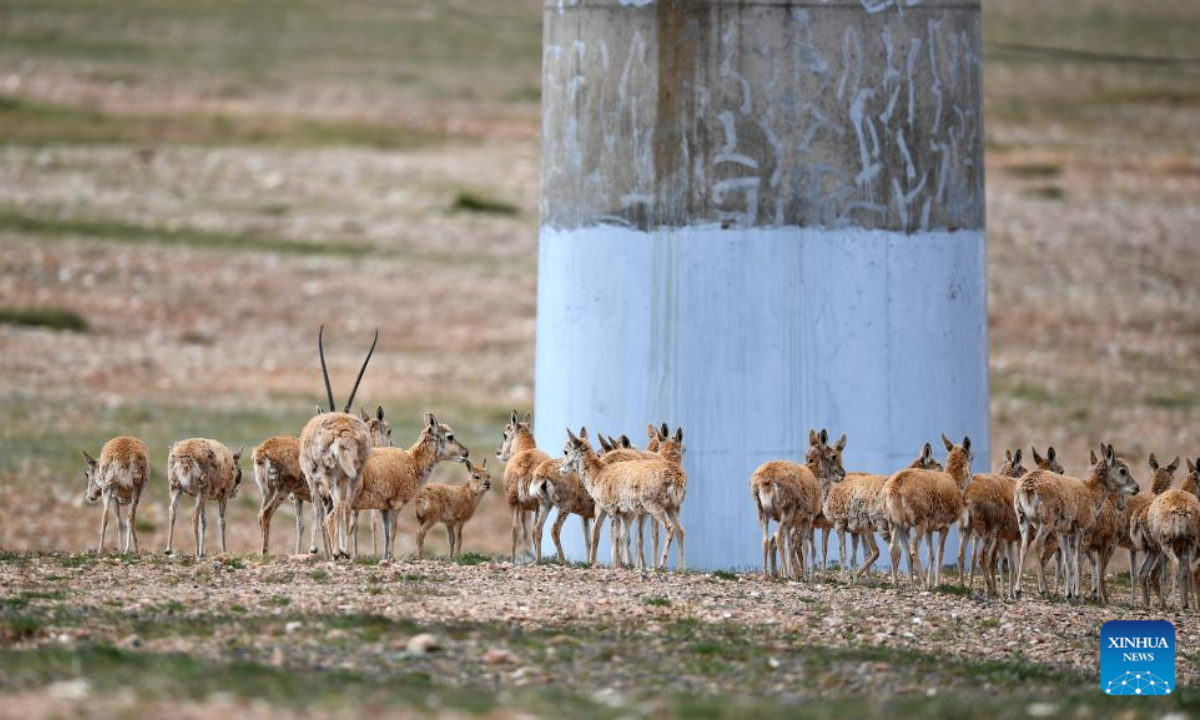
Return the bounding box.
[0,0,1197,560]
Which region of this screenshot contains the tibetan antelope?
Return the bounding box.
[497,411,547,563]
[823,442,942,581]
[750,429,845,579]
[166,438,243,558]
[82,437,150,554]
[1140,458,1200,609]
[561,427,688,570]
[299,325,378,559]
[883,435,973,588]
[345,412,469,559]
[1014,443,1138,600]
[1126,454,1179,605]
[414,458,491,559]
[956,449,1027,595]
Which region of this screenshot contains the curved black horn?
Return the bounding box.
[318,324,334,413]
[343,328,379,413]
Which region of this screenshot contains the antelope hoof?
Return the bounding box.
[308,547,318,555]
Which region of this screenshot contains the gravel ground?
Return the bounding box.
[1,554,1197,693]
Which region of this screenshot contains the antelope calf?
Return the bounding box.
[166,438,243,558]
[346,412,469,559]
[496,411,548,562]
[883,435,973,588]
[1141,458,1200,609]
[1014,443,1138,600]
[299,325,378,559]
[82,437,150,554]
[414,459,491,559]
[751,429,845,579]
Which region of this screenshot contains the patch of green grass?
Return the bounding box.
[1005,162,1062,179]
[0,306,87,332]
[450,191,519,216]
[934,583,971,597]
[1144,393,1197,411]
[710,570,739,581]
[1022,185,1066,201]
[0,645,443,709]
[54,554,95,569]
[645,597,672,607]
[0,615,44,640]
[318,613,418,643]
[0,93,451,150]
[307,569,331,583]
[265,595,291,607]
[0,209,376,259]
[454,552,490,566]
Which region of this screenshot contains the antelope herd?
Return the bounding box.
[78,328,1200,611]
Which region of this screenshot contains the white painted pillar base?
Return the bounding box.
[534,225,988,570]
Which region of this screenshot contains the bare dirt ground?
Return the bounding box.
[0,0,1198,717]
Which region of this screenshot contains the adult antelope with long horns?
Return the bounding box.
[299,325,379,559]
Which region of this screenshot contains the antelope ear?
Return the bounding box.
[1188,458,1197,474]
[942,433,954,453]
[425,412,438,430]
[1105,444,1115,466]
[1166,456,1180,474]
[674,427,684,442]
[524,412,533,425]
[647,424,657,439]
[360,407,370,422]
[377,405,385,422]
[619,434,632,448]
[835,433,847,452]
[819,429,828,445]
[1005,449,1013,462]
[1149,453,1159,470]
[565,427,577,443]
[809,430,819,446]
[1012,448,1022,467]
[479,458,487,469]
[1090,449,1099,465]
[577,426,588,441]
[1031,446,1044,465]
[83,450,97,465]
[510,410,519,424]
[921,442,933,460]
[660,422,669,439]
[463,458,474,473]
[962,437,971,453]
[234,445,244,463]
[598,435,612,452]
[1046,446,1056,462]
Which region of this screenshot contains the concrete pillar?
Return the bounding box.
[536,0,987,569]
